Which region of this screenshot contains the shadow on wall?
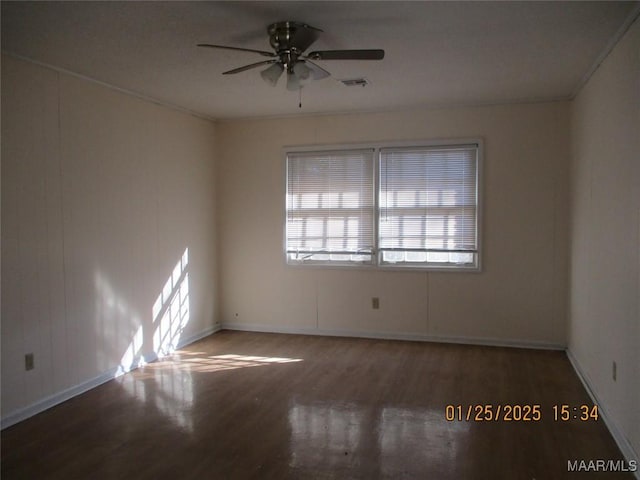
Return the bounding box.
[152,248,191,360]
[94,247,191,378]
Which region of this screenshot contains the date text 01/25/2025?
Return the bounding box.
[444,404,599,422]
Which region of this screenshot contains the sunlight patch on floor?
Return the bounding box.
[145,352,304,373]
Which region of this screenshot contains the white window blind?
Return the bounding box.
[379,145,478,267]
[286,149,375,264]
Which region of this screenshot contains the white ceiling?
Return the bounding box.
[2,1,638,120]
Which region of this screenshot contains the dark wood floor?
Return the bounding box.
[1,331,631,479]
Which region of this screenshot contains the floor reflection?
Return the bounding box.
[288,403,364,469]
[118,360,194,432]
[288,402,470,477]
[379,407,469,476]
[118,350,303,434]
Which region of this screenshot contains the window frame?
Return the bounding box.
[284,138,483,272]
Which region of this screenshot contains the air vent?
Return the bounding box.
[340,78,369,87]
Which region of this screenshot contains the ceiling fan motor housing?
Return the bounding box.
[268,21,319,71]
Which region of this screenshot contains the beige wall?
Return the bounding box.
[217,101,569,347]
[569,19,639,460]
[1,55,219,421]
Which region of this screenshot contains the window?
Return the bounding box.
[379,145,478,268]
[285,140,480,270]
[286,149,375,265]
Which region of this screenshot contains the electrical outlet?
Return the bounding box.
[612,361,617,381]
[25,353,34,371]
[372,297,380,309]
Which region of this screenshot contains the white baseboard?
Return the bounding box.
[1,323,222,430]
[176,324,221,350]
[220,322,566,350]
[567,349,639,480]
[1,368,118,430]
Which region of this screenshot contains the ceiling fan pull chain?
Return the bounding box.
[299,87,302,109]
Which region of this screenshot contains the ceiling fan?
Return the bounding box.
[198,21,384,91]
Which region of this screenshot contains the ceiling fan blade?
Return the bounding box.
[303,60,331,80]
[223,60,277,75]
[197,43,276,58]
[307,49,385,61]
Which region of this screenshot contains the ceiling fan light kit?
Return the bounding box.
[260,62,284,86]
[198,21,384,92]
